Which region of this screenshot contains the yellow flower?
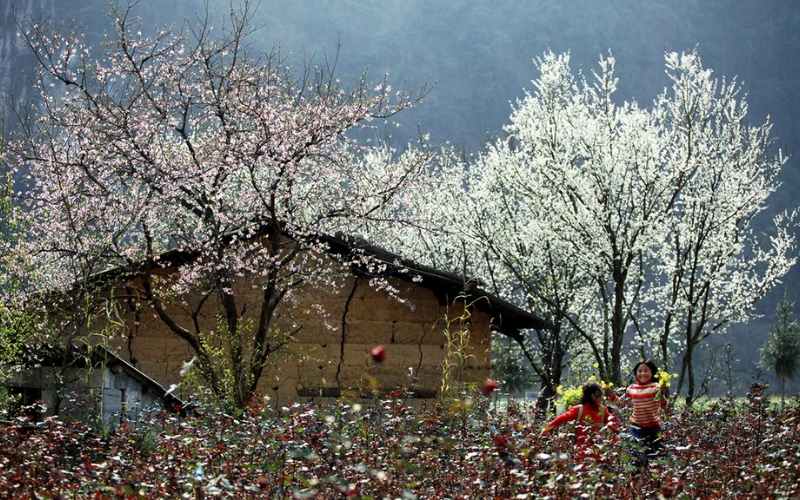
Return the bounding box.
[656,368,673,388]
[559,378,614,407]
[556,385,582,406]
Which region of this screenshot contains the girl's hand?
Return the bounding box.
[654,387,669,407]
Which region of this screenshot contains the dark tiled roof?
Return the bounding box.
[17,343,184,410]
[91,229,552,336]
[320,233,553,334]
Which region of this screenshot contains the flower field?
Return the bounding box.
[1,392,798,499]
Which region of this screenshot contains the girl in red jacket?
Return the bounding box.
[541,382,618,461]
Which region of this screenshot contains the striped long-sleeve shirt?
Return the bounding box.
[626,382,664,428]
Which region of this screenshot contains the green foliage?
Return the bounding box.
[760,298,800,399]
[438,295,478,402]
[491,334,536,394]
[0,160,46,416]
[0,299,44,367]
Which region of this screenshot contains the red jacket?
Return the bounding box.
[542,403,618,459]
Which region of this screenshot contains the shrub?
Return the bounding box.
[0,392,798,498]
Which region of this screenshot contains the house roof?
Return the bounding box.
[84,344,185,410]
[16,344,185,411]
[320,233,554,335]
[96,228,553,336]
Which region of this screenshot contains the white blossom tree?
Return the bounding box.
[374,133,593,408]
[389,50,797,403]
[9,1,434,406]
[393,51,674,390]
[649,50,797,402]
[497,51,680,388]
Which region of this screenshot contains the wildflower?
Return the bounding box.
[655,368,677,400]
[557,385,583,407]
[656,368,676,389]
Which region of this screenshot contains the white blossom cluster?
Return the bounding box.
[385,49,797,397]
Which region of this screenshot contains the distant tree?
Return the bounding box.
[0,140,49,415]
[0,149,23,409]
[491,333,537,395]
[760,298,800,401]
[9,1,434,407]
[1,142,21,364]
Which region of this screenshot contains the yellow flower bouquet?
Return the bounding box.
[655,368,678,400]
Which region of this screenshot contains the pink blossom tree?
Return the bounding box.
[9,1,434,406]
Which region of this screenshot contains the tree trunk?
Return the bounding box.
[684,336,697,406]
[536,383,557,414]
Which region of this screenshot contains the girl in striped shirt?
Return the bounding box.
[624,359,668,465]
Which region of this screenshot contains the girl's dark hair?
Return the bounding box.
[578,382,603,405]
[633,359,659,382]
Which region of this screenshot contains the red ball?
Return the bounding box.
[370,345,386,363]
[481,379,500,397]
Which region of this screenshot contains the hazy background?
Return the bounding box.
[3,0,800,395]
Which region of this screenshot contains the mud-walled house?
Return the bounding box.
[87,233,550,406]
